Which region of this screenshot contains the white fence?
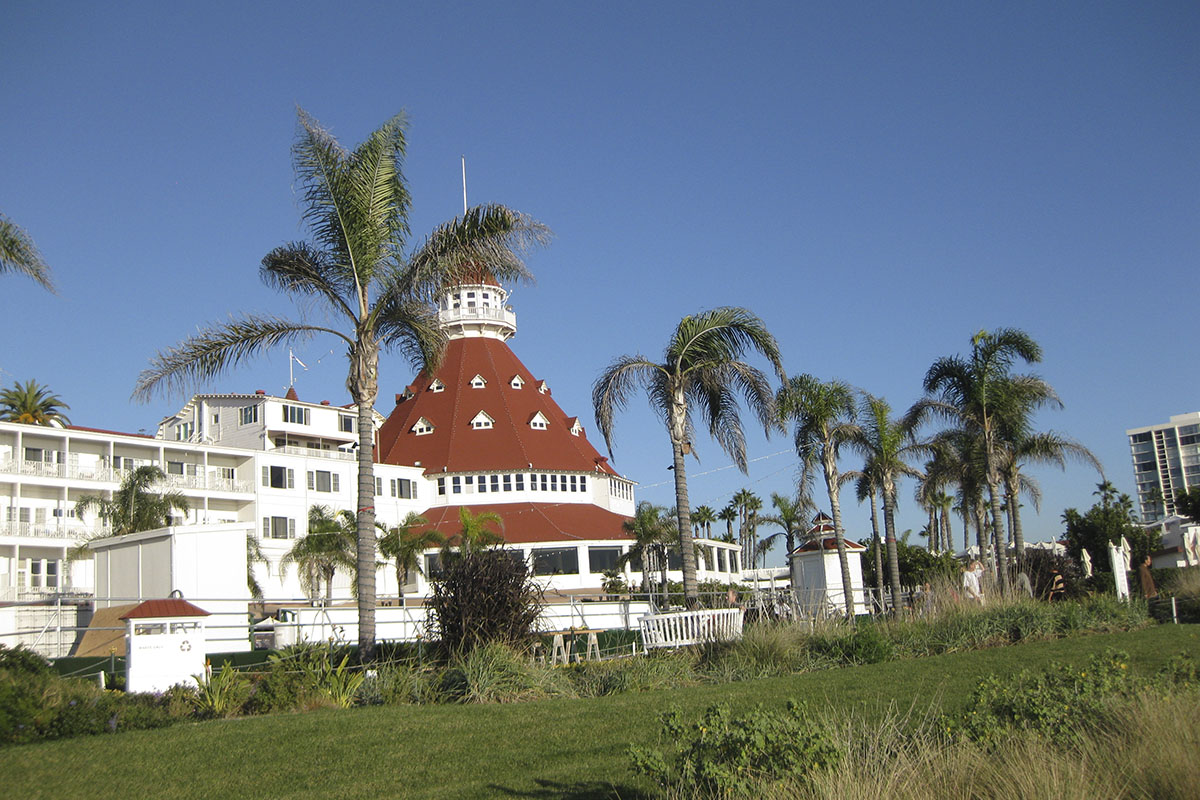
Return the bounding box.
[639,607,744,649]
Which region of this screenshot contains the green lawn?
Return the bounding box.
[3,625,1197,800]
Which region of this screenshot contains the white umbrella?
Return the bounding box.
[1120,537,1132,569]
[1081,548,1093,578]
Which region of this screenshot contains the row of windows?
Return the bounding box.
[263,467,417,499]
[372,477,418,499]
[609,478,633,501]
[422,545,740,578]
[436,473,590,496]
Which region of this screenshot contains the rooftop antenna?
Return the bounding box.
[289,349,308,387]
[461,155,469,215]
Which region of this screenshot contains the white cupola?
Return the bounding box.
[436,275,517,341]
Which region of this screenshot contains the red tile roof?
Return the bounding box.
[377,337,621,475]
[119,598,211,619]
[421,502,632,545]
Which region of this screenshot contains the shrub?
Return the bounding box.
[190,664,250,719]
[439,642,572,704]
[806,623,894,667]
[426,549,543,654]
[630,701,842,798]
[0,644,52,676]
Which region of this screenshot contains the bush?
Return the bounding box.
[438,642,573,704]
[806,623,894,667]
[0,644,52,676]
[426,549,543,654]
[630,701,842,798]
[190,664,250,719]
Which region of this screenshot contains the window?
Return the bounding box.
[731,552,740,573]
[283,405,310,425]
[490,475,500,493]
[666,548,683,570]
[579,476,587,492]
[570,420,584,436]
[532,547,579,576]
[471,411,494,430]
[174,422,194,441]
[339,415,355,433]
[452,476,462,494]
[503,474,512,492]
[464,476,474,493]
[540,474,548,491]
[530,412,549,430]
[167,461,185,476]
[412,417,434,435]
[478,475,487,494]
[550,474,558,492]
[437,477,446,496]
[263,516,295,539]
[239,405,259,425]
[515,474,525,491]
[390,478,415,499]
[262,466,295,489]
[470,374,487,389]
[569,476,577,492]
[375,477,383,495]
[588,547,621,574]
[429,380,445,393]
[307,470,340,493]
[510,375,525,389]
[424,553,444,579]
[718,549,728,572]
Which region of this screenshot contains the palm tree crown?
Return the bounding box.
[75,465,190,536]
[0,380,70,427]
[0,213,54,291]
[131,109,547,658]
[378,512,440,596]
[593,307,784,607]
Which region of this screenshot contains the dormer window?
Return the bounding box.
[470,411,495,430]
[537,381,549,394]
[510,375,525,389]
[412,417,434,436]
[470,374,487,389]
[530,412,549,431]
[429,380,445,393]
[569,419,584,437]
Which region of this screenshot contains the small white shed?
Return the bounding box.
[121,598,210,693]
[789,536,869,616]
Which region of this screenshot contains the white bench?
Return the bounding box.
[638,607,744,650]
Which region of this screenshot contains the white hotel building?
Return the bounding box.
[0,276,743,610]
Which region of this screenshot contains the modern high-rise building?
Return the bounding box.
[1126,411,1200,522]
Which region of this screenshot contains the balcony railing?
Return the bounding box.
[0,458,252,493]
[271,444,357,462]
[438,306,516,326]
[0,522,111,540]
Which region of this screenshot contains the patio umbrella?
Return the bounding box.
[1081,548,1093,578]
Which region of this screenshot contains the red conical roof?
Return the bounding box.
[377,337,619,475]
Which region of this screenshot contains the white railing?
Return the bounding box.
[0,458,254,493]
[438,306,516,326]
[160,473,254,493]
[638,607,744,649]
[0,522,110,540]
[271,445,357,462]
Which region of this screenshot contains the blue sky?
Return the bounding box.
[3,2,1197,562]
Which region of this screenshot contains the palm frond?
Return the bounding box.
[260,242,357,319]
[592,356,663,456]
[0,215,54,291]
[132,315,349,402]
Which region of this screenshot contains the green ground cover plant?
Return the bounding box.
[0,625,1195,799]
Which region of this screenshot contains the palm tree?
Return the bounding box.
[855,393,924,613]
[246,534,268,600]
[75,465,190,536]
[999,430,1101,568]
[282,505,356,601]
[444,506,504,556]
[0,380,70,426]
[848,468,886,609]
[131,110,547,658]
[918,328,1055,591]
[692,505,716,538]
[731,489,763,572]
[378,512,440,598]
[618,501,674,605]
[594,307,784,608]
[716,504,738,543]
[0,213,54,291]
[776,375,860,617]
[758,491,813,564]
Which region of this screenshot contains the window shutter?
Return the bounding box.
[287,469,295,489]
[261,466,268,486]
[307,471,315,490]
[375,477,382,495]
[262,517,269,537]
[332,474,340,492]
[288,519,296,538]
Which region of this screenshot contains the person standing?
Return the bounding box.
[962,560,984,605]
[1138,556,1158,601]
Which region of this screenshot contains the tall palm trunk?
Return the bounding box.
[927,507,938,552]
[669,400,699,608]
[988,483,1009,591]
[869,490,884,610]
[352,339,380,658]
[883,483,903,613]
[941,505,953,556]
[823,453,855,618]
[961,503,970,552]
[1006,476,1026,570]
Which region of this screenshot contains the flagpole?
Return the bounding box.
[461,156,468,214]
